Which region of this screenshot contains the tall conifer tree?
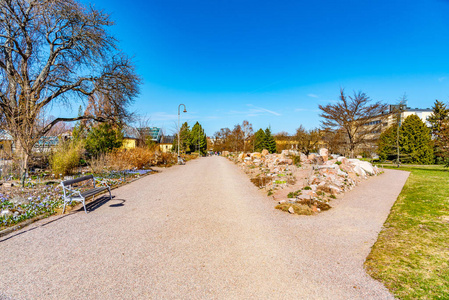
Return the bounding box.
[264,128,277,153]
[399,115,433,164]
[254,129,265,152]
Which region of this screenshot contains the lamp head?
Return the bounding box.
[183,108,187,113]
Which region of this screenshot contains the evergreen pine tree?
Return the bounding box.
[377,124,398,161]
[201,129,208,155]
[264,127,277,153]
[428,100,449,135]
[399,115,433,164]
[190,122,208,155]
[428,100,449,163]
[173,122,191,154]
[85,123,123,157]
[253,129,265,152]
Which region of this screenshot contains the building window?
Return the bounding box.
[364,120,381,126]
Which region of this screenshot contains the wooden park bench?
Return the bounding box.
[61,175,112,214]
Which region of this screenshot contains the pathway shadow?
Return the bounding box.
[0,213,73,243]
[82,196,126,212]
[0,197,127,243]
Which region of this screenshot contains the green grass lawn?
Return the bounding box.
[365,164,449,299]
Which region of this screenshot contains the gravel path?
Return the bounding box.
[0,156,409,299]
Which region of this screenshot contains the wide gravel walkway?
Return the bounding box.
[0,156,409,299]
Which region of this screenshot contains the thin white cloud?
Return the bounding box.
[227,105,281,117]
[254,106,281,116]
[438,77,447,82]
[247,104,281,116]
[307,93,319,98]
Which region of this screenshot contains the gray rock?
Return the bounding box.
[297,194,311,200]
[1,209,12,217]
[11,196,27,205]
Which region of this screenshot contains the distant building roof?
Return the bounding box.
[388,105,432,113]
[37,136,59,147]
[137,127,162,142]
[160,135,174,144]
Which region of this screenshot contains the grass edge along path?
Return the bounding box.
[365,165,449,299]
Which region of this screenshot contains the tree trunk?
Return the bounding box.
[15,139,30,184]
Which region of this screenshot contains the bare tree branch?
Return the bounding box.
[0,0,141,172]
[319,88,388,157]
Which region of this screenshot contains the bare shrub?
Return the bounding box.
[88,154,110,175]
[108,147,155,170]
[157,152,177,166]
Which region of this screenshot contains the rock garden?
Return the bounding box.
[226,148,381,215]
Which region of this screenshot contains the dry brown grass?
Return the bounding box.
[275,202,313,215]
[109,148,154,170]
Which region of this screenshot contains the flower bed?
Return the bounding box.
[0,169,153,229]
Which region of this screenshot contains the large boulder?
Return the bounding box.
[1,209,13,218]
[348,159,376,175]
[314,156,325,165]
[319,148,329,162]
[353,164,366,177]
[300,153,308,162]
[358,161,376,175]
[251,152,262,160]
[317,182,342,195]
[238,152,246,162]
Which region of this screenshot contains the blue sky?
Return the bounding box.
[73,0,449,136]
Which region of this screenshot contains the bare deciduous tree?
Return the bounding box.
[319,89,387,157]
[294,126,322,155]
[0,0,140,173]
[212,127,231,152]
[241,120,253,152]
[274,131,291,152]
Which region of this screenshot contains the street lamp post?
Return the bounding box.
[178,104,187,164]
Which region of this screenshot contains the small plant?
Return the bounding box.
[287,190,302,198]
[303,186,312,190]
[329,194,337,199]
[335,161,342,165]
[274,180,286,184]
[267,190,273,196]
[292,155,301,167]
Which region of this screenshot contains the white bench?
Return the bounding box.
[60,175,111,214]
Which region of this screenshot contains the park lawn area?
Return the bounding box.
[365,164,449,299]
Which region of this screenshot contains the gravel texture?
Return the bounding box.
[0,156,409,299]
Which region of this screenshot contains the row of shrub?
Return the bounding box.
[50,139,179,176]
